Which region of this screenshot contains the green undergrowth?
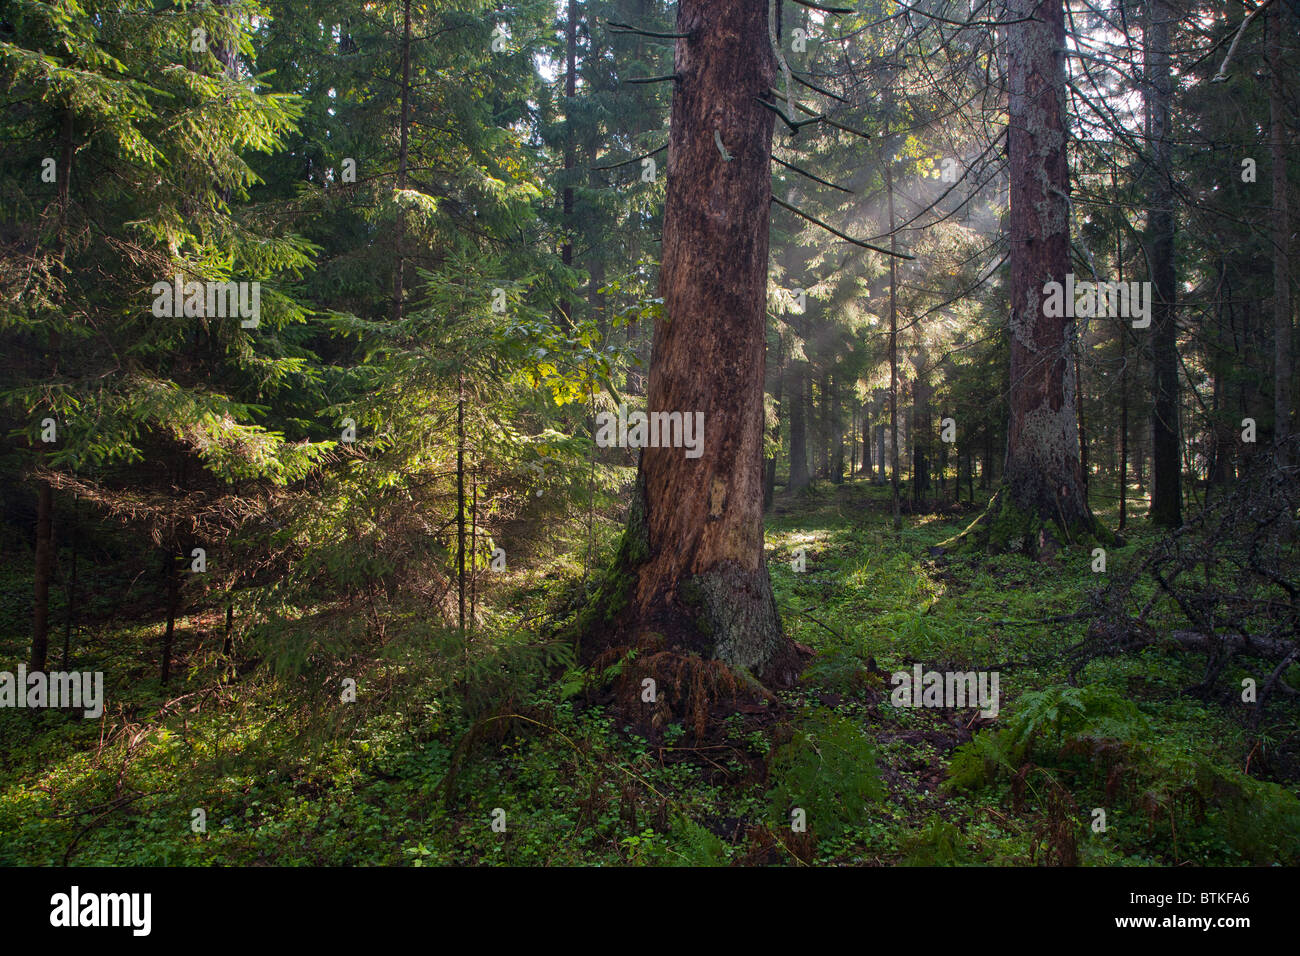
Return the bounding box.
[1,479,1295,866]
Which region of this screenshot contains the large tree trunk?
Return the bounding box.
[949,0,1098,551]
[1146,0,1181,526]
[582,0,798,686]
[1003,0,1090,532]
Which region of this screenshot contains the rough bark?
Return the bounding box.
[1003,0,1090,531]
[947,0,1100,551]
[580,0,799,687]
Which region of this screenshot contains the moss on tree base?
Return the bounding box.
[940,484,1115,556]
[559,482,650,657]
[562,482,806,694]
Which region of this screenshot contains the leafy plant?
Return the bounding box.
[767,709,883,840]
[946,682,1300,865]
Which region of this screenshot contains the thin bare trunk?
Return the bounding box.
[61,502,76,670]
[456,374,466,633]
[886,157,901,531]
[1146,0,1181,526]
[559,0,578,327]
[391,0,412,323]
[788,361,809,490]
[160,549,178,685]
[1117,169,1129,528]
[30,482,53,672]
[1269,5,1292,459]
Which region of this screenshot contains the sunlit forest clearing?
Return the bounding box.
[1,0,1298,868]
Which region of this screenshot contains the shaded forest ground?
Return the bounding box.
[2,479,1298,866]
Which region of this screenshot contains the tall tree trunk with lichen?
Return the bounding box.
[1003,0,1095,538]
[947,0,1099,551]
[577,0,801,687]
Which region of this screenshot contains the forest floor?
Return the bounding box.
[2,479,1297,866]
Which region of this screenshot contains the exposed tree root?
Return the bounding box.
[588,633,780,741]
